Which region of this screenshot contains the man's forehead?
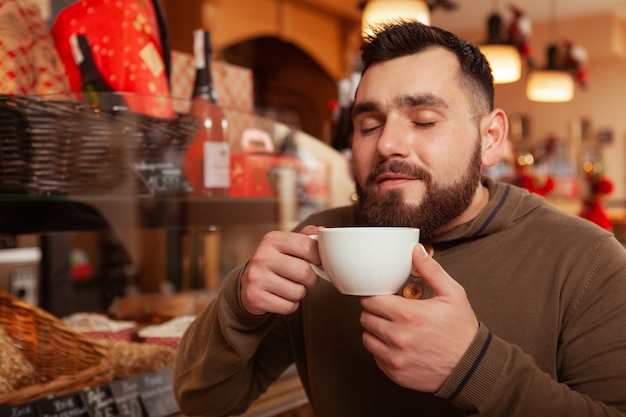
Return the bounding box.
[356,50,463,107]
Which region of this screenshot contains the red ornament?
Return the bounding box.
[579,174,614,230]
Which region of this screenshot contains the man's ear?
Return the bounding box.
[480,108,509,168]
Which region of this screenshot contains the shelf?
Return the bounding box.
[0,195,280,234]
[182,372,308,417]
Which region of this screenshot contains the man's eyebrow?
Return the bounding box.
[397,93,448,109]
[352,94,449,119]
[352,101,378,119]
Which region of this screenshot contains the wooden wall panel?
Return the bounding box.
[281,1,344,80]
[203,0,281,54]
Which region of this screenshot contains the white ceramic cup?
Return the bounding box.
[309,227,420,296]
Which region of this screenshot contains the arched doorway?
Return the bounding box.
[222,37,336,142]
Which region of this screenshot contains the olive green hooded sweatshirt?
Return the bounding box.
[174,177,626,416]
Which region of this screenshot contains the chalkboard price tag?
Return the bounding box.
[80,385,119,417]
[0,400,40,417]
[36,392,89,417]
[109,376,144,417]
[136,369,179,417]
[131,160,193,196]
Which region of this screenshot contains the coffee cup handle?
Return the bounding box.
[307,235,331,283]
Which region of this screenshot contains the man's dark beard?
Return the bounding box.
[356,141,482,242]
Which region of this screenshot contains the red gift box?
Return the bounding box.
[50,0,173,117]
[230,128,277,198]
[229,128,329,200]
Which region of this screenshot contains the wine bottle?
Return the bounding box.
[69,33,126,110]
[184,29,230,197]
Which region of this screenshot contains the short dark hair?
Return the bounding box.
[360,20,495,113]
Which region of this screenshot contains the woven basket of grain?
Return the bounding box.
[0,291,114,405]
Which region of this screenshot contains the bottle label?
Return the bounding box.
[69,34,85,65]
[193,29,207,69]
[203,142,231,188]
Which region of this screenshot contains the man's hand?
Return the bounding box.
[360,243,479,392]
[241,225,321,316]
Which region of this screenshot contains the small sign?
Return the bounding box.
[136,369,179,417]
[36,392,89,417]
[109,376,144,417]
[80,385,119,417]
[0,400,40,417]
[131,160,193,196]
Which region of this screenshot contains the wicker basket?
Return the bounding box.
[0,291,114,405]
[0,93,199,195]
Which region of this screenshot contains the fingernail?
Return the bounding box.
[419,244,430,259]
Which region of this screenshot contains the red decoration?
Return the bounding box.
[519,172,555,196]
[579,174,614,230]
[563,39,589,89]
[507,3,534,68]
[50,0,173,117]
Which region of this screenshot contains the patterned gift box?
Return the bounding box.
[0,0,70,95]
[212,59,254,112]
[170,50,253,113]
[169,50,195,105]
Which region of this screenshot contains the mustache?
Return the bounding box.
[366,160,432,185]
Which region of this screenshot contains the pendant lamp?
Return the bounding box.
[361,0,430,37]
[479,11,521,84]
[526,45,574,102]
[526,0,574,102]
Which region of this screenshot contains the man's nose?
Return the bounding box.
[376,119,412,159]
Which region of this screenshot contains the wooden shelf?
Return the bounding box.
[0,195,279,234]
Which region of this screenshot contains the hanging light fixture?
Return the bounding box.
[526,45,574,102]
[526,0,574,102]
[361,0,430,37]
[478,7,521,84]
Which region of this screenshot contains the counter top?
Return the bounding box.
[181,372,308,417]
[240,373,308,417]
